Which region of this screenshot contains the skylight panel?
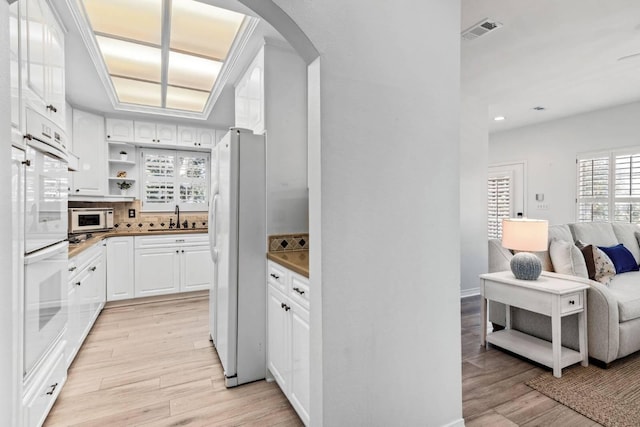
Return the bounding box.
[112,77,161,107]
[170,0,244,60]
[96,36,161,83]
[166,86,209,112]
[168,51,222,91]
[83,0,162,45]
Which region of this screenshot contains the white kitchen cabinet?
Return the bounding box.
[71,109,107,196]
[198,128,217,148]
[21,0,66,130]
[134,234,211,297]
[105,118,134,142]
[10,1,22,138]
[266,261,310,425]
[106,237,135,301]
[235,48,264,134]
[135,121,177,145]
[67,242,106,367]
[177,126,217,149]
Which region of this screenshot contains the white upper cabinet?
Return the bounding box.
[235,48,264,134]
[135,121,177,145]
[105,118,134,142]
[198,128,216,148]
[177,126,218,149]
[72,109,107,196]
[21,0,66,130]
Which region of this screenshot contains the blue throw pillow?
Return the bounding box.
[598,244,639,274]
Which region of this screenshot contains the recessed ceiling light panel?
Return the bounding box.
[494,116,506,121]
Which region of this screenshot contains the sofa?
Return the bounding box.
[488,222,640,365]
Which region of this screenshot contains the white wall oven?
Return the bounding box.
[68,208,114,234]
[23,241,68,376]
[24,109,68,254]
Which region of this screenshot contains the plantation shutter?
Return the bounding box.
[488,174,511,239]
[577,156,609,222]
[142,150,175,211]
[177,151,209,209]
[614,153,640,223]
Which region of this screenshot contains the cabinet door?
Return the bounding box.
[74,269,93,342]
[105,118,134,142]
[198,128,216,148]
[134,247,180,297]
[85,250,106,323]
[177,126,198,148]
[66,284,80,367]
[23,0,47,116]
[134,121,158,144]
[156,123,177,145]
[235,48,264,134]
[289,302,310,425]
[45,7,65,129]
[180,245,212,292]
[72,110,107,196]
[106,237,135,301]
[267,285,290,393]
[10,2,21,133]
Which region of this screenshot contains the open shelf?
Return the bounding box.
[108,159,136,165]
[108,177,136,181]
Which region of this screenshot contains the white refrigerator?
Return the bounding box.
[208,128,266,387]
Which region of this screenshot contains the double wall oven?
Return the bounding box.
[23,108,69,377]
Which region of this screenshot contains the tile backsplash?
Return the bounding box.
[268,234,309,252]
[68,200,208,232]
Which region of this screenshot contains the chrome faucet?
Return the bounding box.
[175,205,181,229]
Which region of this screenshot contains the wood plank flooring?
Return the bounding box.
[44,293,302,427]
[461,295,601,426]
[46,293,600,426]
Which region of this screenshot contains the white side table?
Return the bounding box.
[480,270,589,378]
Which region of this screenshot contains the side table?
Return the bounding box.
[480,270,589,378]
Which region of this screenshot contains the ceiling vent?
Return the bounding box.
[462,18,503,41]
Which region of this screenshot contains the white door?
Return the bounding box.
[208,145,220,345]
[134,121,157,144]
[105,118,134,142]
[267,285,289,393]
[177,126,197,148]
[198,128,216,149]
[45,6,65,129]
[214,133,239,379]
[72,110,106,196]
[156,123,177,145]
[134,247,180,297]
[24,0,47,115]
[290,302,310,424]
[181,246,212,292]
[106,237,134,301]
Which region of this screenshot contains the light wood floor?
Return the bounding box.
[45,293,302,427]
[46,293,600,426]
[461,295,601,426]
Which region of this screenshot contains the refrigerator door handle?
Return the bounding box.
[209,193,219,263]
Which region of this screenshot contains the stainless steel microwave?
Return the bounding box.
[68,208,114,234]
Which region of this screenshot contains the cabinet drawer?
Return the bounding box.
[268,261,288,293]
[561,293,583,313]
[25,345,66,427]
[135,233,208,248]
[290,273,309,310]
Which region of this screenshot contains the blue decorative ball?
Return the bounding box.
[510,252,542,280]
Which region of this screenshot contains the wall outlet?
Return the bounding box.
[537,203,550,210]
[128,209,136,218]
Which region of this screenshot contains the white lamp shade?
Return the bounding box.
[501,218,548,252]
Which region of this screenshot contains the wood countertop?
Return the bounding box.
[267,250,309,278]
[68,229,208,258]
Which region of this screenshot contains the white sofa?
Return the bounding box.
[488,222,640,365]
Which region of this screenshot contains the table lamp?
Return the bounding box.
[501,218,549,280]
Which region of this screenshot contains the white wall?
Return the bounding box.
[489,101,640,225]
[0,1,15,424]
[274,1,464,425]
[460,97,488,295]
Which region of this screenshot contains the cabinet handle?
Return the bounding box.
[107,135,111,139]
[68,266,76,272]
[45,383,58,395]
[293,287,305,295]
[75,281,81,286]
[181,250,184,253]
[46,104,57,113]
[281,302,286,309]
[285,304,290,311]
[270,273,280,280]
[21,160,31,166]
[569,300,575,305]
[176,250,179,253]
[90,266,97,272]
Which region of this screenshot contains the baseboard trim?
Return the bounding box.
[460,287,480,298]
[442,417,465,427]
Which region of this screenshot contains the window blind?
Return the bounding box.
[577,156,609,222]
[614,153,640,223]
[488,175,511,239]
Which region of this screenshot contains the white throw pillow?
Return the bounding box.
[549,239,589,278]
[593,246,616,286]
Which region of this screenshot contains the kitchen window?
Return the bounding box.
[141,148,209,212]
[577,148,640,223]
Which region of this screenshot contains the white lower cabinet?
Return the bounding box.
[106,237,135,301]
[23,341,66,427]
[67,242,106,367]
[267,261,310,425]
[134,234,211,297]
